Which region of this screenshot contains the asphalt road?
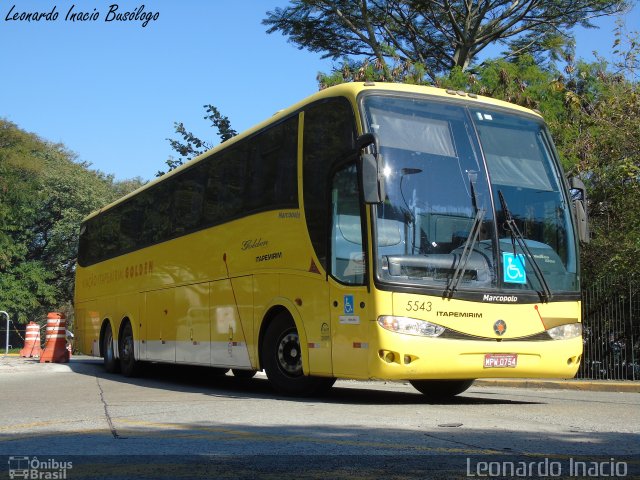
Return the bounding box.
[1,356,638,479]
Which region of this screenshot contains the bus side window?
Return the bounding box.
[141,182,172,245]
[245,116,299,213]
[120,198,143,250]
[330,163,365,285]
[201,146,247,224]
[171,164,206,235]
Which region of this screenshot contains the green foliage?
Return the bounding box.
[439,56,565,113]
[559,68,640,281]
[204,104,238,143]
[157,105,238,177]
[317,57,428,88]
[265,0,627,83]
[0,120,143,323]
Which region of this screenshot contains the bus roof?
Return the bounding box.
[82,82,541,222]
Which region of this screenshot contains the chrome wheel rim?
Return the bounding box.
[277,331,302,376]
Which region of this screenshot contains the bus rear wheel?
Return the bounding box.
[102,323,119,373]
[262,313,335,396]
[410,379,474,400]
[119,322,140,377]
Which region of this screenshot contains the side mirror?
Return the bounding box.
[569,177,589,243]
[356,132,377,152]
[356,133,385,204]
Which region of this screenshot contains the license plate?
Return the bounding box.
[484,353,518,368]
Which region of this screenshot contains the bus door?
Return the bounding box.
[329,163,371,378]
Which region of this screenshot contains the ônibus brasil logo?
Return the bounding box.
[8,456,72,479]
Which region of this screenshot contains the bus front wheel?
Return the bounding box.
[410,379,474,400]
[262,313,335,396]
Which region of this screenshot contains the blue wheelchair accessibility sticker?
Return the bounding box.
[343,295,354,314]
[503,252,526,284]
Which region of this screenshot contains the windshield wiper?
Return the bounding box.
[445,207,485,299]
[498,190,552,303]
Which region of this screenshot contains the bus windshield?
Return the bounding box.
[362,94,578,297]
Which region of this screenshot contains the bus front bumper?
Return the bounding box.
[368,326,583,380]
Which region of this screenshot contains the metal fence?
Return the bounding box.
[577,278,639,381]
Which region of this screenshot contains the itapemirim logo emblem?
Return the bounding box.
[493,319,507,336]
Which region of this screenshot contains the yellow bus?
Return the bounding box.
[74,82,586,398]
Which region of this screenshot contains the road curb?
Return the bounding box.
[475,378,640,393]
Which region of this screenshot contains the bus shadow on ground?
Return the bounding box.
[66,356,542,406]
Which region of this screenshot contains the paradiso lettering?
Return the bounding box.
[278,211,300,219]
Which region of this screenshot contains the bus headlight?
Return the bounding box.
[546,323,582,340]
[377,316,445,337]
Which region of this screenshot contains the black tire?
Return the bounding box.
[262,313,335,396]
[119,322,140,377]
[103,323,120,373]
[210,367,230,376]
[410,379,474,400]
[232,369,257,379]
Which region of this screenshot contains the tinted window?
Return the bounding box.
[78,115,300,267]
[303,98,356,270]
[119,197,143,250]
[245,117,298,212]
[171,163,206,235]
[140,181,172,245]
[202,146,247,224]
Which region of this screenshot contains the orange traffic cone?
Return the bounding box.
[40,313,70,363]
[20,321,42,358]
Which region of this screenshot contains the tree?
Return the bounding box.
[559,65,640,281]
[0,119,143,323]
[0,124,56,323]
[264,0,628,82]
[157,105,238,176]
